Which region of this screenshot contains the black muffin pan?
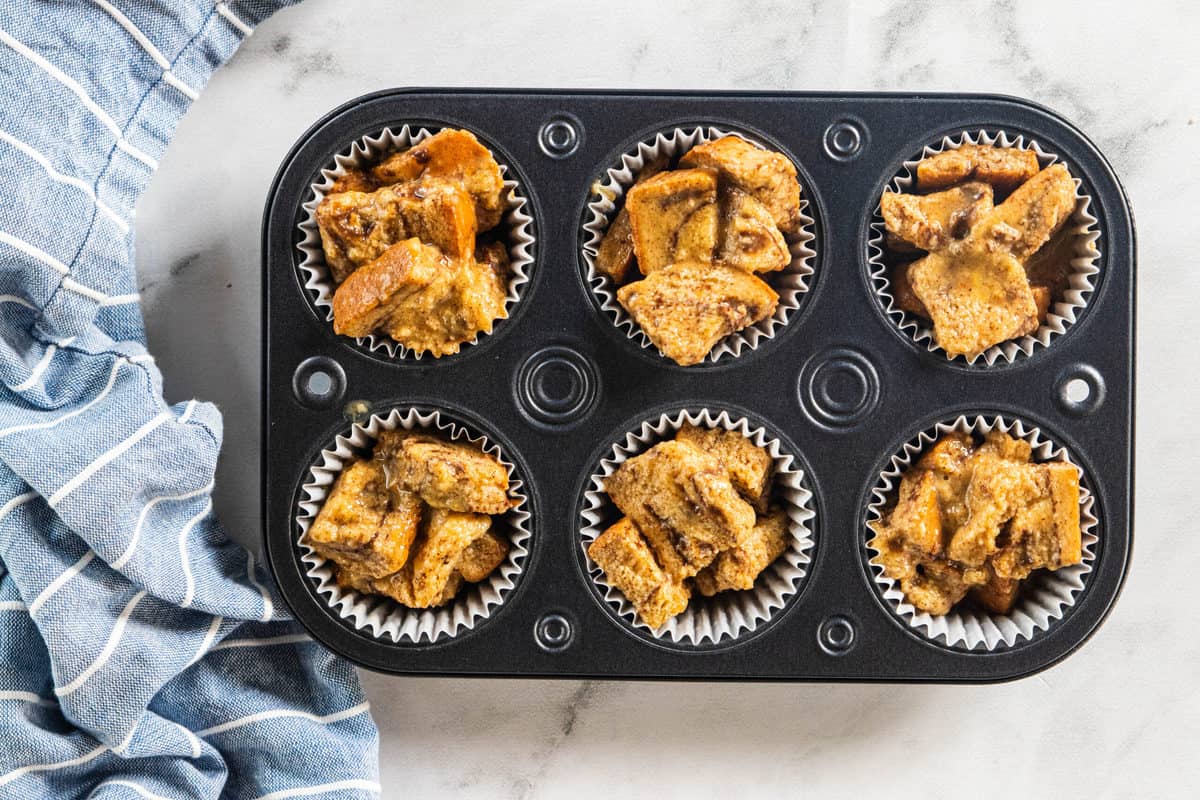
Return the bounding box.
[262,90,1134,682]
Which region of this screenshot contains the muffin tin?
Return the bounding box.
[262,90,1135,681]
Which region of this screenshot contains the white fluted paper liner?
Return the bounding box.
[866,414,1099,651]
[868,129,1101,366]
[580,409,816,646]
[581,126,817,365]
[296,125,536,359]
[297,408,531,644]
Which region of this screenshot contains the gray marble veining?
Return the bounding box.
[136,0,1199,796]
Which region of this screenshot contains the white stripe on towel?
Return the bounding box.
[198,702,371,737]
[29,550,97,615]
[56,590,147,697]
[91,0,199,99]
[0,28,157,169]
[0,129,129,232]
[48,411,171,507]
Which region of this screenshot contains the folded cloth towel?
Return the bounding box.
[0,2,379,798]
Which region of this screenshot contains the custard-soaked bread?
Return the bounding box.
[381,256,508,357]
[625,168,719,273]
[991,461,1081,580]
[679,136,802,233]
[1024,224,1077,298]
[946,454,1044,566]
[316,178,478,282]
[900,558,988,616]
[605,440,756,580]
[881,182,994,252]
[474,240,510,282]
[588,517,690,628]
[675,423,773,510]
[336,509,508,609]
[594,156,670,283]
[410,509,507,604]
[375,430,511,515]
[329,168,377,195]
[341,559,459,609]
[890,261,929,317]
[595,205,637,283]
[972,163,1076,262]
[907,246,1039,358]
[371,129,507,230]
[915,144,1040,194]
[879,470,943,559]
[331,238,506,355]
[455,527,510,582]
[971,565,1021,614]
[617,261,778,366]
[694,507,789,596]
[717,188,790,273]
[331,238,447,338]
[334,562,421,605]
[869,431,1083,617]
[306,460,422,578]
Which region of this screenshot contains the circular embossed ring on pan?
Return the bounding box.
[514,346,600,428]
[798,347,880,429]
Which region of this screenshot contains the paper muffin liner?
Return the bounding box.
[296,408,531,644]
[865,414,1099,651]
[581,126,817,365]
[868,129,1101,366]
[296,125,536,360]
[579,408,816,646]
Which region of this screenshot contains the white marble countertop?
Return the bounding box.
[136,1,1198,796]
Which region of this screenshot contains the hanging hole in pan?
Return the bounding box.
[1056,364,1105,416]
[292,356,346,409]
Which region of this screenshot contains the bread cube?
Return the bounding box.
[915,145,1040,194]
[991,462,1082,580]
[679,136,802,233]
[594,156,669,283]
[375,431,511,515]
[971,567,1021,614]
[907,247,1039,358]
[694,507,789,596]
[306,460,422,578]
[946,457,1042,567]
[331,238,446,337]
[316,178,477,282]
[588,517,690,628]
[717,189,790,273]
[975,164,1076,262]
[625,168,719,273]
[881,181,994,252]
[371,129,507,230]
[617,261,778,366]
[675,423,773,510]
[899,559,986,616]
[605,440,756,580]
[381,256,507,357]
[410,509,506,605]
[888,471,944,559]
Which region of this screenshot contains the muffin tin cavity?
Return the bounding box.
[295,124,537,362]
[264,91,1133,681]
[862,413,1099,652]
[578,407,816,649]
[867,129,1102,367]
[580,124,818,366]
[296,407,533,645]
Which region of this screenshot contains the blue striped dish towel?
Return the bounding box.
[0,2,380,798]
